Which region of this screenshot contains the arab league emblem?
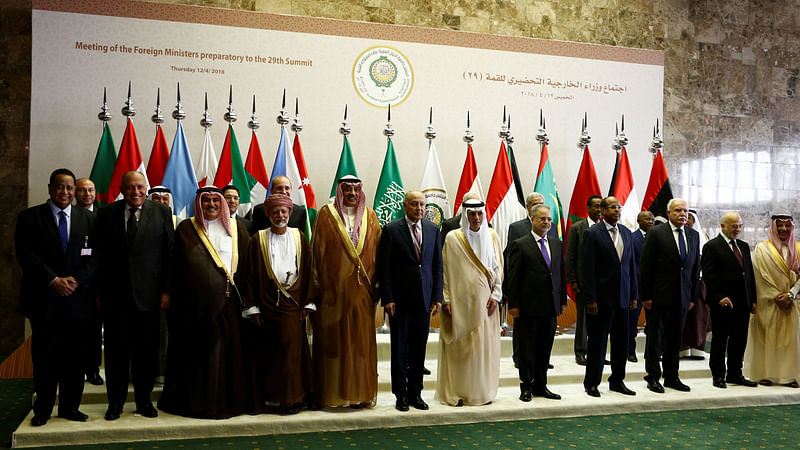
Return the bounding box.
[353,46,414,107]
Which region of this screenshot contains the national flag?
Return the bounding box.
[107,117,149,202]
[641,149,673,220]
[243,129,269,213]
[609,147,640,229]
[565,145,602,243]
[89,122,117,205]
[293,133,317,239]
[419,139,451,227]
[453,143,483,215]
[533,142,565,240]
[269,125,309,230]
[486,140,527,248]
[212,124,250,215]
[146,124,169,186]
[329,135,358,199]
[161,121,198,218]
[508,143,526,207]
[196,127,217,187]
[374,138,405,226]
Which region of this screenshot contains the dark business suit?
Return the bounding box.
[15,202,96,418]
[639,221,700,383]
[440,213,461,240]
[628,228,646,356]
[253,202,307,232]
[96,199,175,409]
[581,221,638,389]
[566,218,591,359]
[506,234,566,392]
[505,217,532,365]
[701,235,756,380]
[378,217,443,398]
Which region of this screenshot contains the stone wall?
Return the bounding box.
[1,0,797,356]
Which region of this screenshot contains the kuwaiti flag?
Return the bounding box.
[533,142,565,240]
[162,121,198,218]
[566,145,602,243]
[608,147,640,229]
[146,124,169,187]
[374,137,405,226]
[196,127,217,187]
[641,148,673,220]
[486,140,527,248]
[453,143,483,215]
[329,135,358,200]
[293,133,316,239]
[213,124,250,216]
[269,125,308,215]
[243,129,269,214]
[419,139,451,227]
[89,122,117,205]
[107,117,149,202]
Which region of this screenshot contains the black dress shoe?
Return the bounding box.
[519,384,532,402]
[664,378,691,392]
[58,410,88,422]
[713,378,727,389]
[627,354,638,363]
[409,395,429,410]
[533,387,561,400]
[575,355,587,366]
[609,382,636,395]
[105,404,122,421]
[548,363,554,369]
[395,395,409,412]
[646,379,665,393]
[86,372,104,386]
[422,367,432,375]
[585,386,600,397]
[135,402,159,418]
[726,375,757,387]
[30,415,49,427]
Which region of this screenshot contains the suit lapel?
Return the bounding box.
[400,220,417,260]
[39,204,62,249]
[135,201,152,244]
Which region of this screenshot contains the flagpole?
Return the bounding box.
[98,87,112,125]
[377,104,395,335]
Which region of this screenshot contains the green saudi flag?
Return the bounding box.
[373,138,405,226]
[90,122,118,205]
[329,135,359,199]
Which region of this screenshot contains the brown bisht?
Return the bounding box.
[239,228,313,413]
[158,218,250,419]
[309,203,381,407]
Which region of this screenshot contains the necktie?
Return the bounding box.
[412,223,422,259]
[127,207,138,246]
[731,240,743,267]
[612,227,623,261]
[539,238,551,269]
[677,228,687,263]
[58,210,68,252]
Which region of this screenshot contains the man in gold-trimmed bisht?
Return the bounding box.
[239,194,313,414]
[309,176,382,408]
[158,186,250,419]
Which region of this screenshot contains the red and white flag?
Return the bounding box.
[453,143,483,215]
[610,147,640,229]
[196,127,217,188]
[107,117,149,202]
[146,124,169,186]
[486,140,527,248]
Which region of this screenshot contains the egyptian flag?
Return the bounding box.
[641,149,673,220]
[486,140,527,248]
[608,147,640,229]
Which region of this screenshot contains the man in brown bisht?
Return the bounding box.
[239,194,313,414]
[310,175,382,408]
[158,186,249,419]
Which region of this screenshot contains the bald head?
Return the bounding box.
[720,212,743,241]
[637,210,655,232]
[270,175,292,197]
[75,177,96,208]
[121,171,147,208]
[404,190,425,222]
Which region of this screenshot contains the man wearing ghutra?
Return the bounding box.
[158,186,249,419]
[239,194,313,414]
[744,214,800,387]
[436,198,503,406]
[309,175,382,408]
[148,186,178,228]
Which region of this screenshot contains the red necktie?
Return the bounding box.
[731,240,743,267]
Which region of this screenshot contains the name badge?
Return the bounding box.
[81,248,92,256]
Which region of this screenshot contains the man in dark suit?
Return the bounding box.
[15,168,97,426]
[566,195,603,365]
[96,171,175,420]
[222,185,255,235]
[581,196,638,397]
[627,211,654,362]
[639,198,700,393]
[701,212,758,388]
[506,204,566,402]
[253,175,308,231]
[378,190,443,411]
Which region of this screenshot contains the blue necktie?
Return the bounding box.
[539,238,551,269]
[58,210,68,252]
[677,228,687,263]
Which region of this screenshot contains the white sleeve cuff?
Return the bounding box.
[304,303,317,311]
[242,306,261,318]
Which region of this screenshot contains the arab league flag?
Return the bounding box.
[213,124,250,215]
[642,149,673,220]
[293,132,317,239]
[453,143,483,215]
[269,125,308,215]
[486,140,527,248]
[244,129,270,212]
[107,117,149,202]
[609,147,640,229]
[89,122,117,205]
[146,124,169,187]
[196,127,217,188]
[533,142,565,240]
[419,139,450,227]
[566,145,602,243]
[162,121,198,218]
[374,137,405,226]
[329,135,358,200]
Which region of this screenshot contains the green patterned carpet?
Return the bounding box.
[1,379,797,449]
